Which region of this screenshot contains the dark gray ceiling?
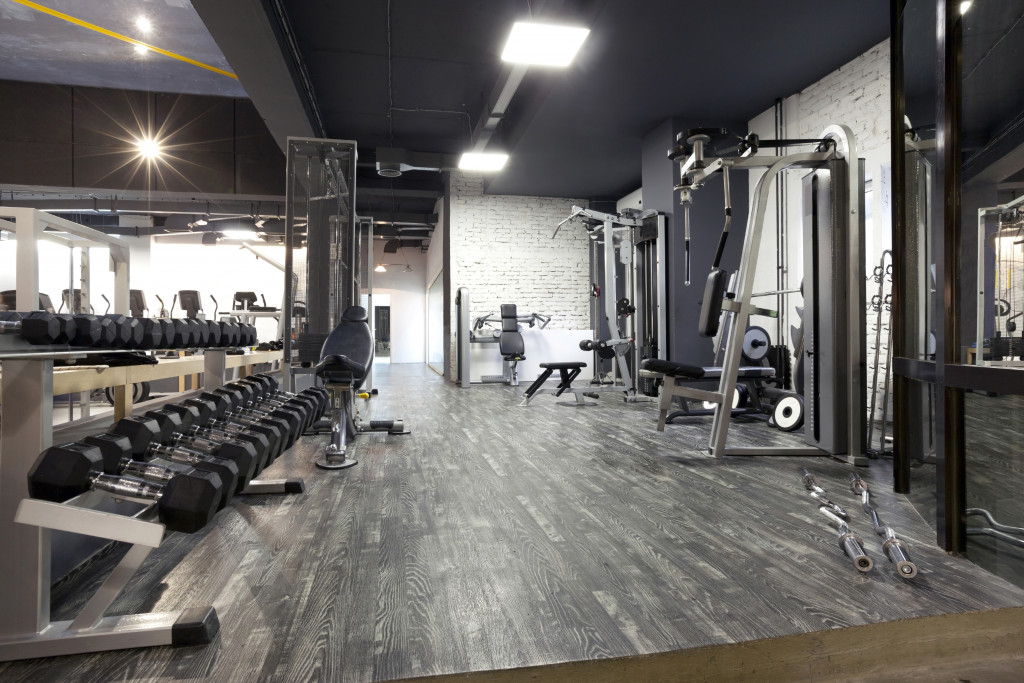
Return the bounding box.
[274,0,889,210]
[0,0,244,97]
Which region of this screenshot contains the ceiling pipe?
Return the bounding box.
[375,147,460,177]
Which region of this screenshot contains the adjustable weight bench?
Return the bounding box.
[313,306,409,469]
[639,359,778,430]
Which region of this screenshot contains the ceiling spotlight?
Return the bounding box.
[254,217,266,228]
[501,22,590,67]
[136,16,152,34]
[134,42,149,55]
[194,215,209,226]
[959,1,972,13]
[374,264,387,273]
[459,152,509,172]
[135,136,162,160]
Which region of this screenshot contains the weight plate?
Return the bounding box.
[732,385,748,409]
[773,395,804,431]
[742,326,771,362]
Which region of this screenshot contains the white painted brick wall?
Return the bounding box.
[796,40,891,158]
[447,171,590,376]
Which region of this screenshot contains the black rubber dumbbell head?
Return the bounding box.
[27,442,105,502]
[103,315,144,348]
[183,397,218,424]
[68,314,102,347]
[138,318,165,349]
[151,471,221,533]
[82,433,135,473]
[206,321,222,347]
[144,409,184,444]
[52,313,78,344]
[108,415,161,455]
[164,403,201,431]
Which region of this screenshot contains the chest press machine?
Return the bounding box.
[313,306,409,470]
[656,125,867,465]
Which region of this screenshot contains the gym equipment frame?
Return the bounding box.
[974,192,1024,366]
[454,288,551,387]
[282,139,374,393]
[672,125,867,464]
[528,206,666,405]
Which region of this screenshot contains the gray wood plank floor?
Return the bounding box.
[2,363,1024,682]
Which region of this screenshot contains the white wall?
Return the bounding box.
[446,171,590,377]
[372,238,427,363]
[0,234,150,315]
[148,236,287,341]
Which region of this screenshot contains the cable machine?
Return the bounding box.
[669,125,867,464]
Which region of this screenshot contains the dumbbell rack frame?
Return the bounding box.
[0,345,282,660]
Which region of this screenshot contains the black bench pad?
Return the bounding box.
[540,362,587,370]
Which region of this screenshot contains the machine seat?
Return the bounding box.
[316,306,373,389]
[640,359,775,381]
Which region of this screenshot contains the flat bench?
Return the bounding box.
[522,362,587,401]
[639,359,776,430]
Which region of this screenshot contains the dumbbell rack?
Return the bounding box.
[0,343,279,660]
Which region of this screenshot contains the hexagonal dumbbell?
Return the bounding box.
[102,315,144,348]
[141,409,263,483]
[145,407,271,474]
[27,442,220,533]
[250,374,328,418]
[0,311,68,345]
[214,387,305,447]
[167,400,283,462]
[194,392,294,452]
[234,378,323,429]
[108,415,244,495]
[82,432,233,511]
[221,382,310,432]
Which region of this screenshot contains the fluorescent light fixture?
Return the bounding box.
[959,1,972,13]
[374,263,387,273]
[221,229,256,240]
[458,152,509,172]
[135,136,162,160]
[136,16,152,34]
[501,22,590,67]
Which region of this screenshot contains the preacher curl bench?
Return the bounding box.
[313,306,409,469]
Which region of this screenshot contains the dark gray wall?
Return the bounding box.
[642,118,749,366]
[0,79,283,195]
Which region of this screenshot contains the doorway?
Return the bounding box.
[375,304,391,363]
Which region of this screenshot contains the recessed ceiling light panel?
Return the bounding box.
[501,21,590,67]
[458,152,509,172]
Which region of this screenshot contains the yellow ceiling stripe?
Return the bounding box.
[10,0,238,80]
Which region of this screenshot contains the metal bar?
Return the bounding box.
[69,544,154,631]
[723,447,828,456]
[891,0,911,494]
[708,152,831,456]
[14,499,164,546]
